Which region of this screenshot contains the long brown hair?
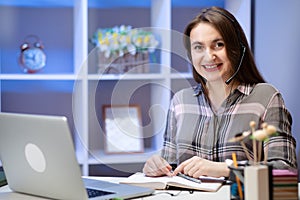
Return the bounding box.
[183,7,265,95]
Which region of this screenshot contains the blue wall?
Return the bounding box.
[255,0,300,171]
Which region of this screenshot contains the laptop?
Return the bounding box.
[0,112,154,200]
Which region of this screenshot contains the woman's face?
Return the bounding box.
[190,22,232,83]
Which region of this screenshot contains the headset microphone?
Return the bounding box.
[225,45,246,85]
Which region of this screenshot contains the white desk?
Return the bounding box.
[1,176,299,199]
[0,176,231,200]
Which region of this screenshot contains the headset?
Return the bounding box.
[208,9,247,85]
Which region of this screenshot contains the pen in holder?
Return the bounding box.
[228,163,246,200]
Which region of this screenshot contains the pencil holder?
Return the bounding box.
[244,164,273,200]
[229,164,273,200]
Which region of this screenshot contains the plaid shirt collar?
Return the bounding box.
[193,83,254,97]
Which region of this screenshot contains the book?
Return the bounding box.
[272,169,298,200]
[272,169,298,177]
[119,172,223,192]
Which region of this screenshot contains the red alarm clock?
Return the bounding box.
[19,35,46,73]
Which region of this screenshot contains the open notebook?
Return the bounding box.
[120,172,224,192]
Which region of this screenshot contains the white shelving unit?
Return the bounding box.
[0,0,251,176]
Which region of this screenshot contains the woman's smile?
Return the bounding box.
[202,63,222,72]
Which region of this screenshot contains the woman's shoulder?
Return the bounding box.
[252,83,280,94]
[243,83,282,105]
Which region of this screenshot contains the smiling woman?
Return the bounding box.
[143,6,297,180]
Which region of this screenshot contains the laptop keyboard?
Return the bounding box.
[86,188,115,198]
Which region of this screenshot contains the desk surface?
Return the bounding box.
[1,176,300,200]
[0,176,231,200]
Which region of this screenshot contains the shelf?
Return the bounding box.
[0,0,75,8]
[88,149,156,165]
[0,73,191,81]
[88,73,166,81]
[170,72,193,79]
[0,74,79,81]
[0,0,224,8]
[89,72,194,81]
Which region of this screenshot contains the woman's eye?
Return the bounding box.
[193,45,204,51]
[215,42,224,49]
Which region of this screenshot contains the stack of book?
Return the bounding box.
[272,169,298,200]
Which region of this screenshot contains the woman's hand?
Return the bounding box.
[143,155,172,177]
[173,156,229,178]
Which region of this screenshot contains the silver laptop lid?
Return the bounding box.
[0,112,89,200]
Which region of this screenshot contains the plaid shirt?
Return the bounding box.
[161,83,297,169]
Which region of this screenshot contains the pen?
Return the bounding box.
[176,172,202,184]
